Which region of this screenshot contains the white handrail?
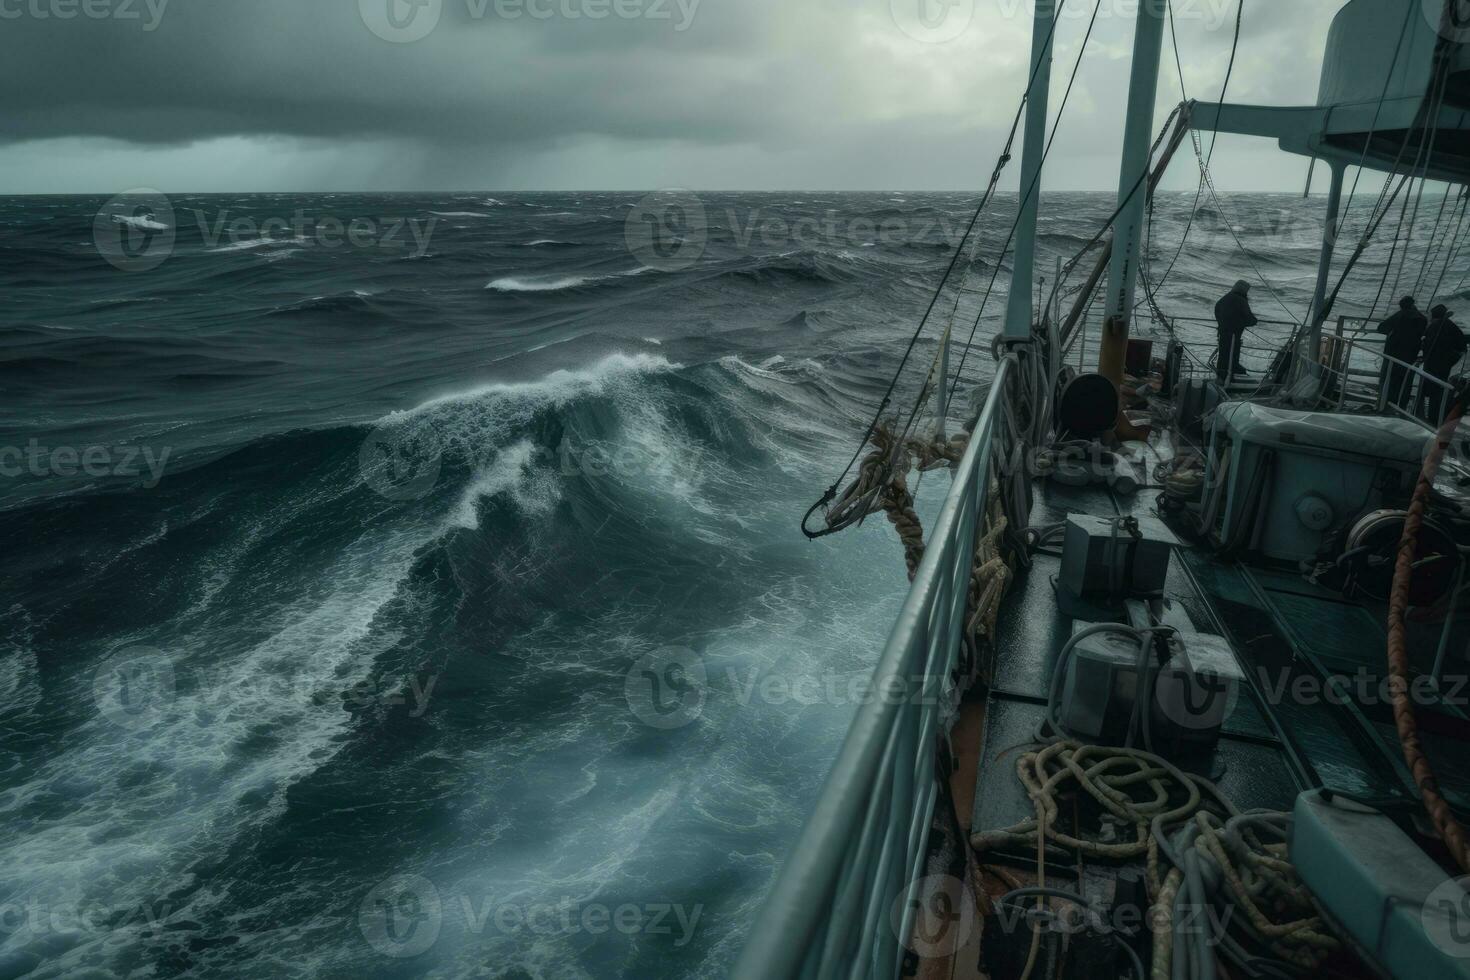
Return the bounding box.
[731,354,1018,980]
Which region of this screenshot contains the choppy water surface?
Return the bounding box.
[0,189,1441,977]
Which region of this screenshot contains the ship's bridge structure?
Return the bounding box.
[1191,0,1470,348]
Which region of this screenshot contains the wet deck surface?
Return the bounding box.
[970,476,1298,850]
[969,457,1470,845]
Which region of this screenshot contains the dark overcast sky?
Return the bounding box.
[0,0,1348,192]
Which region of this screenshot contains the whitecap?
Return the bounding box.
[485,267,653,293]
[112,214,167,232]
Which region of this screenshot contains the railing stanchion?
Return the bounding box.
[731,356,1019,979]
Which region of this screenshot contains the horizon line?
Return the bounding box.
[0,187,1353,197]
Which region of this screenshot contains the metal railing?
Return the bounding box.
[731,354,1018,980]
[1065,307,1461,429]
[1318,317,1460,423]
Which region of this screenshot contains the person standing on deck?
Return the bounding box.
[1213,280,1257,382]
[1376,296,1427,410]
[1418,304,1466,423]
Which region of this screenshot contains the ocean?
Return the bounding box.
[0,188,1446,978]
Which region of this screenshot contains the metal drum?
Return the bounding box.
[1343,509,1460,605]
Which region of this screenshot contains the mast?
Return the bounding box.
[1004,0,1057,342]
[937,0,1054,436]
[1098,0,1167,399]
[1306,161,1346,361]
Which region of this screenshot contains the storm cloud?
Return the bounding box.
[0,0,1348,191]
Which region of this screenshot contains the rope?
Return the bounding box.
[800,1,1076,539]
[835,421,1014,683]
[1189,148,1298,325]
[1389,52,1453,307]
[1387,395,1470,874]
[1201,0,1241,173]
[970,741,1205,862]
[969,740,1338,978]
[941,0,1109,418]
[1132,0,1248,333]
[1414,181,1455,300]
[1429,187,1470,302]
[1132,0,1238,311]
[1151,812,1337,978]
[1328,0,1418,276]
[1293,3,1457,357]
[1048,105,1190,340]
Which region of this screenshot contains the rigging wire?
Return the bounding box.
[934,0,1109,424]
[1422,184,1470,300]
[1430,186,1470,300]
[1385,68,1449,311]
[1367,38,1454,323]
[1202,0,1241,172]
[1273,24,1458,372]
[1325,0,1418,273]
[1188,148,1299,324]
[1047,109,1185,340]
[1048,0,1245,349]
[1179,0,1294,324]
[1386,21,1458,306]
[799,1,1074,538]
[1142,0,1206,300]
[1413,181,1455,299]
[1375,177,1423,318]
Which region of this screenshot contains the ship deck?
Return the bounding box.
[961,433,1470,930]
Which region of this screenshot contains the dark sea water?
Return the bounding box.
[0,189,1453,978]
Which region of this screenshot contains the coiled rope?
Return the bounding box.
[969,739,1337,978]
[1152,812,1337,978]
[971,741,1205,868]
[836,421,1013,682]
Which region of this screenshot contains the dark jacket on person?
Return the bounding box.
[1422,315,1467,374]
[1214,290,1257,336]
[1376,308,1428,361]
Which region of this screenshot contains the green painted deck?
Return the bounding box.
[970,468,1470,848]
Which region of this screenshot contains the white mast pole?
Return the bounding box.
[1099,0,1167,400]
[1004,0,1057,343]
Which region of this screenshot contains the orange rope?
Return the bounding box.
[1387,398,1470,874]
